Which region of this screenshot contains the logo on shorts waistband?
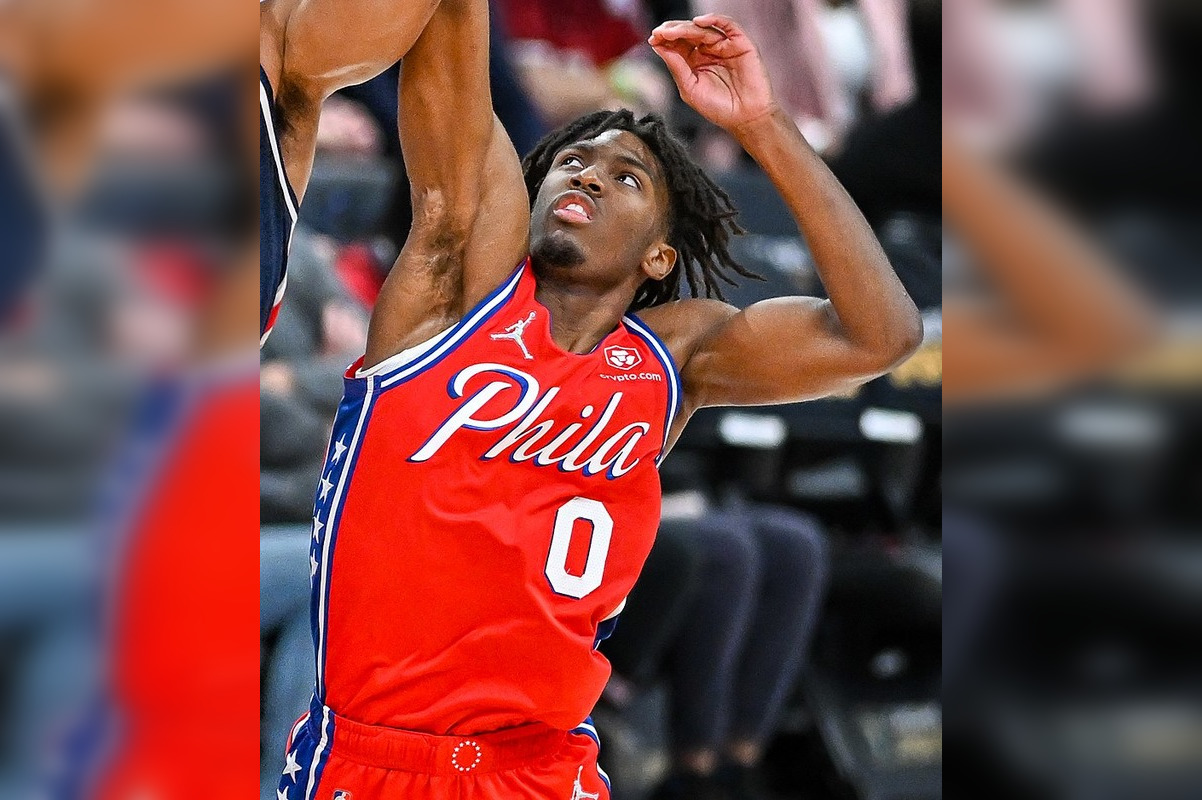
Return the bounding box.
[332,791,353,800]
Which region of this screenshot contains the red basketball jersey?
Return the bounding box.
[312,259,681,734]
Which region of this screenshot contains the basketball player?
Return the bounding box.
[279,5,920,800]
[258,0,440,344]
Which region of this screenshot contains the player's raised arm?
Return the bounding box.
[363,0,530,368]
[647,14,922,409]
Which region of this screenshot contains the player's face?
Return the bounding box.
[529,129,671,290]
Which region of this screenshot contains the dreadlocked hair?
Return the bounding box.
[522,109,762,311]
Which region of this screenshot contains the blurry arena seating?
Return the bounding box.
[297,158,401,243]
[260,527,313,799]
[0,529,96,797]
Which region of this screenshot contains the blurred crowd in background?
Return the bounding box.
[0,0,1201,799]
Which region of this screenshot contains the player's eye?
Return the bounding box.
[617,173,641,189]
[560,155,583,168]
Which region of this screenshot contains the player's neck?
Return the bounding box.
[533,281,628,355]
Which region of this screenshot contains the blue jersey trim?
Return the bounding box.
[620,313,682,464]
[371,259,528,389]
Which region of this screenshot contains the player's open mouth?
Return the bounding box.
[552,193,594,224]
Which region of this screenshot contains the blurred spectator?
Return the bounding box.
[494,0,674,127]
[692,0,914,157]
[603,504,830,800]
[828,0,939,308]
[829,0,938,230]
[316,96,386,158]
[260,226,368,522]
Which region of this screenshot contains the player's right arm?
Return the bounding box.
[363,0,530,369]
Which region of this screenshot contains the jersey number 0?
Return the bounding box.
[545,497,613,599]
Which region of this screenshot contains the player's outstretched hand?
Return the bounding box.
[647,14,776,132]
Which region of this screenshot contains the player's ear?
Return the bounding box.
[641,242,677,282]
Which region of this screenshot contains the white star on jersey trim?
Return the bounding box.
[319,474,333,501]
[277,788,289,800]
[332,436,348,464]
[312,517,324,541]
[282,750,302,782]
[310,554,318,578]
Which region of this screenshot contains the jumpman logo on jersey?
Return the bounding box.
[490,311,537,360]
[571,766,600,800]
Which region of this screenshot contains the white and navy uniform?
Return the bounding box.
[259,66,298,346]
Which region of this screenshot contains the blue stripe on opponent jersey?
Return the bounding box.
[0,79,49,320]
[259,66,297,341]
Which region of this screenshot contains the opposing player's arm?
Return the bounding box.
[259,0,441,202]
[649,15,921,411]
[262,0,438,101]
[364,0,530,368]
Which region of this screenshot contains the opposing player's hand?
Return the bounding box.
[648,14,775,132]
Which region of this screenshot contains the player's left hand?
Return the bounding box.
[648,14,776,132]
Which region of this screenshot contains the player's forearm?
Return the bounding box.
[732,107,922,365]
[397,0,494,235]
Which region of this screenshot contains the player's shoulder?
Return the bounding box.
[631,298,740,369]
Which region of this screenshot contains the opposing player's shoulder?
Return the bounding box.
[633,298,740,371]
[259,0,289,92]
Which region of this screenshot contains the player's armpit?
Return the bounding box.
[678,296,919,409]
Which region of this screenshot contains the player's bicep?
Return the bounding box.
[364,232,467,370]
[365,126,529,368]
[682,297,890,407]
